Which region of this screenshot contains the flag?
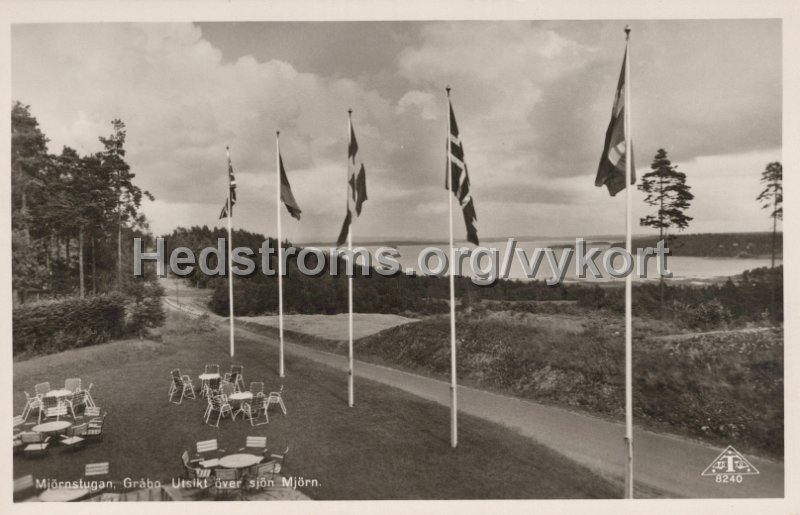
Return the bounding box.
[595,47,634,196]
[219,153,237,219]
[279,153,302,220]
[336,122,367,246]
[447,101,479,245]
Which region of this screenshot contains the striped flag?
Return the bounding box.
[219,153,237,219]
[336,121,367,247]
[595,47,634,196]
[447,101,479,245]
[279,153,302,220]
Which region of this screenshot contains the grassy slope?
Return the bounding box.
[242,309,783,460]
[13,310,620,500]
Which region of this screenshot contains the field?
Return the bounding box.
[12,308,620,500]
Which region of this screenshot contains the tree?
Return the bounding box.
[638,149,694,318]
[98,119,153,289]
[756,162,782,268]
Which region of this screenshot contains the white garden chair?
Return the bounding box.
[21,391,42,422]
[265,385,287,415]
[195,439,224,468]
[204,396,232,427]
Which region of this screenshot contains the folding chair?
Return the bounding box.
[20,432,50,458]
[83,383,97,407]
[204,364,219,375]
[211,468,241,500]
[13,475,36,502]
[85,462,115,498]
[169,370,196,404]
[85,409,105,442]
[66,391,86,418]
[13,416,25,455]
[220,382,235,398]
[204,395,233,427]
[182,449,203,470]
[64,378,82,393]
[39,403,68,424]
[60,422,88,450]
[195,439,225,468]
[249,382,264,396]
[266,385,287,415]
[236,399,269,426]
[238,436,268,457]
[262,446,290,480]
[34,382,51,397]
[181,456,212,497]
[21,391,42,422]
[230,364,245,391]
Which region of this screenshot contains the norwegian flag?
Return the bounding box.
[219,149,237,219]
[447,101,478,245]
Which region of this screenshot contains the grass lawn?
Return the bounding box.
[13,309,619,500]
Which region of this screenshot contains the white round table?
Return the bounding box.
[228,392,252,402]
[32,420,72,434]
[39,487,91,502]
[44,389,72,399]
[219,453,262,469]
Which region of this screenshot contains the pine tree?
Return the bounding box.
[638,149,694,318]
[756,161,782,268]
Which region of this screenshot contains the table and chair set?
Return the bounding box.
[181,437,290,499]
[14,379,106,458]
[168,364,287,427]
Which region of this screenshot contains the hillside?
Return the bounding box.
[611,232,782,258]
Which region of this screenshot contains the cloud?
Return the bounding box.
[11,20,781,242]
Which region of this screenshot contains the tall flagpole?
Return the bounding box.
[623,25,634,499]
[347,109,355,408]
[446,86,458,449]
[226,146,235,358]
[276,132,285,378]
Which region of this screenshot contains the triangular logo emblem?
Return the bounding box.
[701,446,760,476]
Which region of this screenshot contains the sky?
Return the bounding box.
[11,20,782,244]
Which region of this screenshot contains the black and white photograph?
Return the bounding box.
[4,1,797,512]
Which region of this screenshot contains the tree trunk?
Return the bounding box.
[771,210,777,269]
[658,177,665,321]
[45,236,52,291]
[117,219,122,290]
[91,235,97,294]
[770,207,777,320]
[78,226,85,298]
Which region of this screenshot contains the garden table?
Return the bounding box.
[228,392,254,419]
[219,453,262,469]
[44,389,72,400]
[32,420,72,435]
[39,487,91,502]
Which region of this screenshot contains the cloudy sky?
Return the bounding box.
[12,20,781,243]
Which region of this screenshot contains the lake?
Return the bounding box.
[356,238,781,284]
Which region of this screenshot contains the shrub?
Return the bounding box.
[124,280,166,338]
[13,294,127,356]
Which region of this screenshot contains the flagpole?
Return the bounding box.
[623,25,634,499]
[226,146,235,358]
[347,109,355,408]
[446,86,458,449]
[276,131,285,378]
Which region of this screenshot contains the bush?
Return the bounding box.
[126,281,166,338]
[13,294,127,356]
[685,299,732,330]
